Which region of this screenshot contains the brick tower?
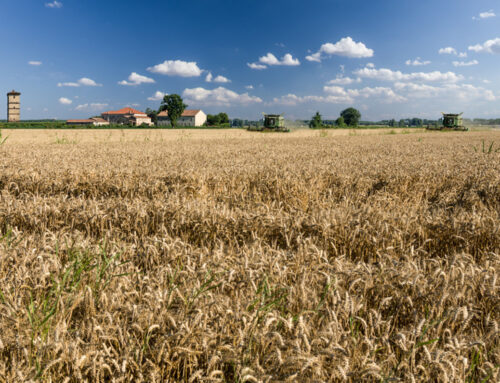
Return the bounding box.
[7,90,21,122]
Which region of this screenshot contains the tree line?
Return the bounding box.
[309,107,361,129]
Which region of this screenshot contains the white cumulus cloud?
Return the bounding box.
[305,52,322,63]
[273,85,405,106]
[78,77,101,86]
[58,77,102,87]
[452,60,479,67]
[57,82,80,88]
[327,76,361,85]
[480,10,496,18]
[323,85,350,96]
[439,47,457,55]
[354,67,463,83]
[439,47,467,57]
[259,53,281,65]
[406,58,431,66]
[274,80,495,108]
[306,37,374,62]
[395,82,495,102]
[58,82,79,87]
[353,87,406,103]
[251,53,300,68]
[468,38,500,54]
[245,85,254,90]
[182,87,262,106]
[206,72,231,83]
[247,62,267,70]
[147,60,203,77]
[148,91,167,101]
[393,82,442,98]
[75,103,108,111]
[473,10,496,20]
[59,97,72,105]
[119,72,155,86]
[45,1,62,8]
[324,85,405,103]
[213,75,231,83]
[272,94,316,106]
[28,61,42,66]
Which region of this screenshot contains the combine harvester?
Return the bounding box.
[427,113,468,131]
[249,114,290,132]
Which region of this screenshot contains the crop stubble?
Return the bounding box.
[0,130,498,382]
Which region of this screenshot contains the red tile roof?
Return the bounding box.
[102,107,145,115]
[91,117,108,123]
[157,109,201,117]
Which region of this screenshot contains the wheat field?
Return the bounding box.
[0,129,498,382]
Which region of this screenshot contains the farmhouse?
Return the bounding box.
[157,109,207,127]
[101,107,153,126]
[66,118,110,126]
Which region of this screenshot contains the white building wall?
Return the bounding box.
[134,115,153,126]
[194,111,207,127]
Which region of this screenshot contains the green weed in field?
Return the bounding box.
[473,140,499,154]
[54,136,77,144]
[0,127,8,146]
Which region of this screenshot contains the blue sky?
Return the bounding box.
[1,0,499,120]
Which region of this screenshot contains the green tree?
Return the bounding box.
[217,112,229,124]
[309,111,323,129]
[340,107,361,127]
[410,118,423,127]
[335,116,345,128]
[232,118,244,128]
[160,94,187,127]
[145,108,158,125]
[207,114,221,126]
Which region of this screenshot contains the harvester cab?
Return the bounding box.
[427,113,468,131]
[257,114,289,132]
[442,113,467,131]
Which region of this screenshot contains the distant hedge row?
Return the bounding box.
[0,122,68,129]
[0,122,238,130]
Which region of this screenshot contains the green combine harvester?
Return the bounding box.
[427,113,468,131]
[249,114,290,132]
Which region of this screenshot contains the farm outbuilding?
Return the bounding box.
[67,118,110,126]
[157,109,207,127]
[101,107,153,126]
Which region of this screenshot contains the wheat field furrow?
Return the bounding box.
[0,130,498,382]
